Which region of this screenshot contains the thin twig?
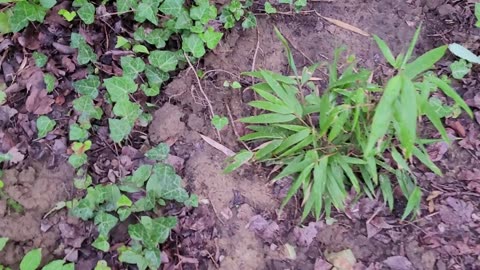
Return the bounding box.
[183,52,221,140]
[226,104,251,151]
[251,27,261,115]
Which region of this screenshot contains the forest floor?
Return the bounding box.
[1,0,480,269]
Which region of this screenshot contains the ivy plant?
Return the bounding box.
[70,143,195,270]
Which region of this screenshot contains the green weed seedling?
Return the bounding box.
[227,26,472,221]
[447,3,480,79]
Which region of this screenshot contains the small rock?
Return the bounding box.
[326,249,356,270]
[236,204,254,220]
[437,4,455,16]
[383,256,414,270]
[314,258,332,270]
[148,103,185,144]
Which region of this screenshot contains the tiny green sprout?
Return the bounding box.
[36,116,56,138]
[33,52,48,68]
[44,73,56,93]
[231,81,241,89]
[58,9,77,22]
[197,70,205,79]
[133,44,149,54]
[223,80,230,87]
[264,2,277,14]
[0,180,4,189]
[115,36,131,49]
[211,115,229,130]
[94,260,111,270]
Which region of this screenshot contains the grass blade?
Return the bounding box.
[373,35,396,67]
[366,75,402,156]
[421,100,450,144]
[302,157,329,220]
[404,45,448,79]
[391,147,411,172]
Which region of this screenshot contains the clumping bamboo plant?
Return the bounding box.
[227,26,472,221]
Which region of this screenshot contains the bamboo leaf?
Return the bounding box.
[427,76,473,118]
[281,163,314,208]
[373,35,396,67]
[224,151,253,173]
[337,157,360,193]
[379,175,394,211]
[412,146,442,175]
[402,24,422,68]
[255,140,282,160]
[240,113,296,124]
[248,100,293,114]
[395,75,417,157]
[401,186,422,220]
[404,45,448,79]
[366,75,402,156]
[302,157,329,220]
[274,129,311,155]
[274,27,298,77]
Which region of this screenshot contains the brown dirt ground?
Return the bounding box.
[1,0,479,269]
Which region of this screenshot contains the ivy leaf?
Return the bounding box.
[159,0,185,17]
[0,11,12,34]
[94,211,119,236]
[33,52,48,68]
[36,116,56,138]
[10,2,46,32]
[145,65,170,85]
[133,44,149,54]
[104,76,138,102]
[92,235,110,252]
[134,0,161,25]
[450,59,472,79]
[44,73,56,93]
[144,29,169,48]
[42,260,74,270]
[94,260,111,270]
[200,27,223,50]
[211,115,228,130]
[70,196,94,219]
[0,237,8,251]
[117,194,133,208]
[77,41,97,65]
[134,27,146,41]
[141,84,160,97]
[73,96,103,120]
[112,99,141,124]
[121,56,146,78]
[109,118,133,143]
[146,164,189,202]
[190,1,217,24]
[117,207,132,221]
[58,9,77,22]
[20,248,42,270]
[40,0,57,9]
[242,12,257,29]
[68,153,88,169]
[119,249,148,270]
[77,2,95,24]
[182,33,206,58]
[144,249,161,270]
[131,165,153,187]
[128,216,177,249]
[148,51,178,72]
[117,0,138,13]
[145,143,170,161]
[73,75,100,99]
[184,194,198,207]
[174,8,193,30]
